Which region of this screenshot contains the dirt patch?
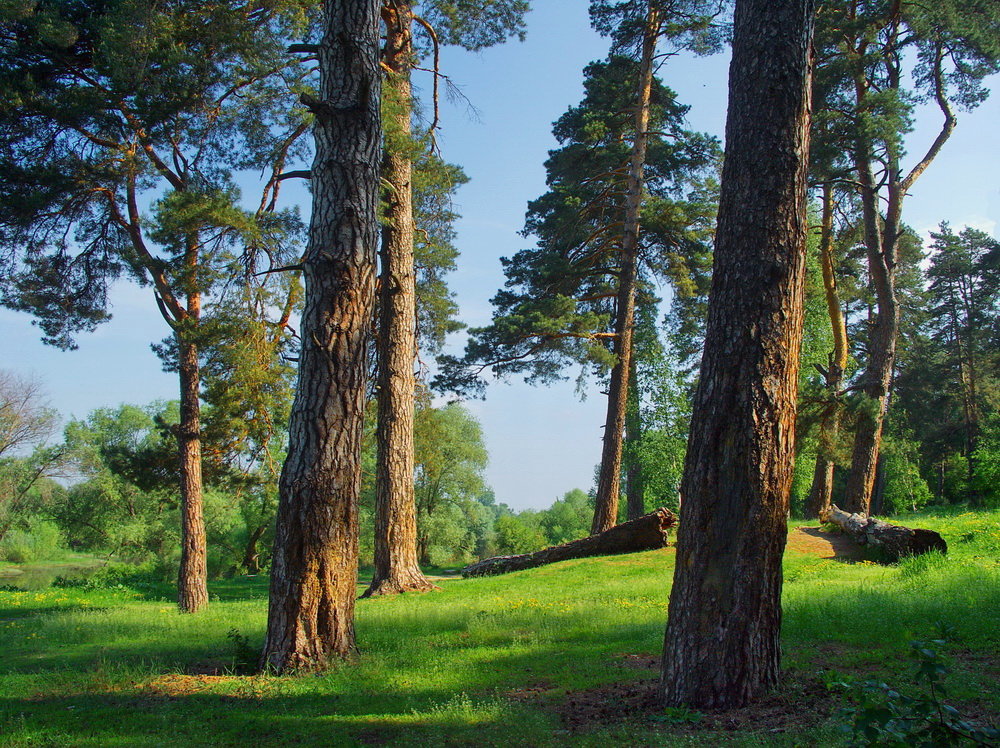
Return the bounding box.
[617,654,658,670]
[559,671,837,737]
[506,680,558,703]
[142,673,234,697]
[787,526,866,560]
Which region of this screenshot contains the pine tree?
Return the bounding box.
[0,0,310,612]
[813,0,1000,514]
[661,0,815,708]
[443,52,719,534]
[364,0,527,597]
[260,0,383,672]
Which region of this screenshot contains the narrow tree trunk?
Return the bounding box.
[365,0,435,597]
[625,357,645,521]
[177,333,209,613]
[870,454,886,515]
[592,2,658,535]
[662,0,814,709]
[805,183,847,519]
[260,0,381,673]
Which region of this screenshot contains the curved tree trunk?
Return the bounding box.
[260,0,381,673]
[662,0,814,709]
[365,0,435,598]
[242,524,267,574]
[843,26,955,514]
[805,182,848,519]
[592,3,658,535]
[177,332,208,613]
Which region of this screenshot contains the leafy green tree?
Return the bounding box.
[492,512,546,555]
[923,225,1000,490]
[890,224,1000,506]
[412,401,489,564]
[55,404,178,562]
[0,371,65,544]
[972,415,1000,506]
[538,488,593,545]
[0,0,311,611]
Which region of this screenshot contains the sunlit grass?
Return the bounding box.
[1,509,998,746]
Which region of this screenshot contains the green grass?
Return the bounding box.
[1,510,999,746]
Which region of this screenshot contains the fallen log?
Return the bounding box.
[821,504,947,562]
[462,507,678,578]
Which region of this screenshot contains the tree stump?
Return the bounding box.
[462,507,677,578]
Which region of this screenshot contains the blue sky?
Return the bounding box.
[3,3,999,510]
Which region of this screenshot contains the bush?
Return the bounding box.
[0,519,66,563]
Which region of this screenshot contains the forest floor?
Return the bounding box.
[1,509,998,746]
[786,526,866,560]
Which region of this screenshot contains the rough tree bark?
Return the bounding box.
[805,182,848,519]
[364,0,435,598]
[592,2,659,535]
[822,505,947,562]
[661,0,815,709]
[260,0,382,673]
[177,329,208,613]
[462,508,677,577]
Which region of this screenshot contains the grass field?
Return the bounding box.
[1,509,998,746]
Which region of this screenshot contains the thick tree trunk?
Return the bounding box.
[260,0,381,673]
[462,508,677,577]
[805,183,848,519]
[822,505,947,562]
[177,334,209,613]
[364,0,435,599]
[661,0,814,710]
[592,3,658,535]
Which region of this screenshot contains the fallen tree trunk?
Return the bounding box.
[821,504,947,562]
[462,507,678,578]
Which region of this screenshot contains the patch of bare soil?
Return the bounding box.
[141,673,234,697]
[787,526,866,560]
[559,669,837,737]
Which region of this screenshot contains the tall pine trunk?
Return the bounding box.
[260,0,381,673]
[804,183,848,519]
[176,230,208,613]
[625,357,645,521]
[591,2,658,535]
[177,330,208,613]
[364,0,435,597]
[661,0,814,709]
